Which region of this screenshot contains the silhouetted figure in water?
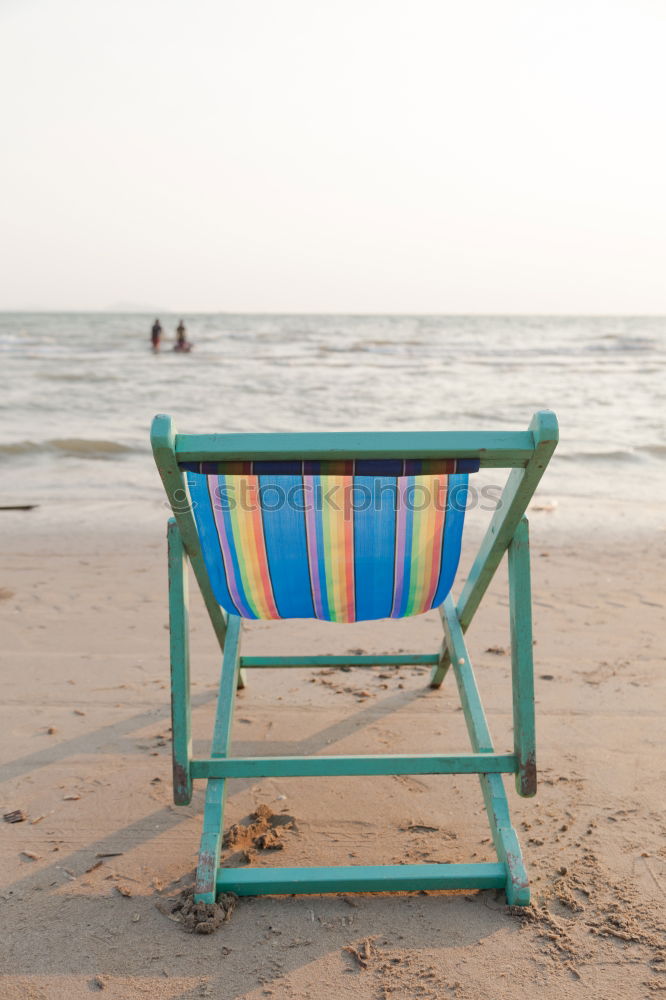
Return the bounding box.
[151,318,163,353]
[174,319,192,353]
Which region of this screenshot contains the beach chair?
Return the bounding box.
[151,410,558,906]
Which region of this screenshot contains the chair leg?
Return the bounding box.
[509,517,536,797]
[481,774,530,906]
[196,780,225,904]
[429,637,452,689]
[168,519,192,806]
[194,615,243,903]
[441,595,531,905]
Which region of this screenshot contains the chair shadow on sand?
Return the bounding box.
[1,674,525,997]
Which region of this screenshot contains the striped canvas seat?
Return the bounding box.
[184,457,479,622]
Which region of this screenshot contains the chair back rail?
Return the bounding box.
[174,429,535,467]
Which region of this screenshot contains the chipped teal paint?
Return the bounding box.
[153,411,558,907]
[429,411,558,690]
[217,862,507,896]
[439,596,494,753]
[441,595,531,906]
[509,517,537,797]
[456,410,558,632]
[167,518,192,805]
[240,654,439,668]
[174,429,536,466]
[152,415,228,651]
[194,614,242,903]
[190,752,517,779]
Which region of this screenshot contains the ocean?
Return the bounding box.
[1,313,664,532]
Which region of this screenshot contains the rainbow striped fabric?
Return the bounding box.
[184,460,475,623]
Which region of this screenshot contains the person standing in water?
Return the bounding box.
[150,318,163,352]
[175,319,187,350]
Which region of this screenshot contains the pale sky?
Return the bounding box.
[1,0,665,313]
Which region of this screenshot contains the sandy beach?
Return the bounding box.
[3,0,666,990]
[1,506,664,1000]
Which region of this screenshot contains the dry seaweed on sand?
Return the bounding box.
[223,804,296,860]
[343,937,377,969]
[156,887,238,935]
[4,809,27,823]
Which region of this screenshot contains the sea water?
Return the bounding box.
[1,313,664,532]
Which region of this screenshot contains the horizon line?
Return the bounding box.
[1,309,666,319]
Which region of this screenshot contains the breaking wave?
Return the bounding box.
[0,439,137,460]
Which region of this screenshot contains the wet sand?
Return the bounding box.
[1,512,665,999]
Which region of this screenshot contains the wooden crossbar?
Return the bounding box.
[216,862,507,896]
[240,654,439,668]
[190,753,517,779]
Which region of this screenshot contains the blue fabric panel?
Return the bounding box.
[186,471,240,615]
[260,474,315,619]
[353,477,397,620]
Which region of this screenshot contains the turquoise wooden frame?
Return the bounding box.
[151,410,558,906]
